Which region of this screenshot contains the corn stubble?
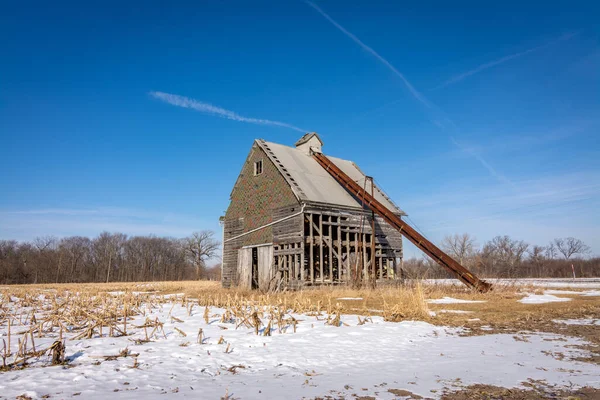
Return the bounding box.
[3,279,592,373]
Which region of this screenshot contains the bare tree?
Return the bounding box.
[60,236,92,282]
[183,231,221,279]
[528,245,546,277]
[481,235,529,277]
[93,232,127,283]
[554,237,591,260]
[545,242,558,259]
[441,233,477,266]
[33,236,58,284]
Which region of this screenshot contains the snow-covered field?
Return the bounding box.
[1,291,599,399]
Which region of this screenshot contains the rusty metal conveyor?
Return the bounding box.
[312,152,492,292]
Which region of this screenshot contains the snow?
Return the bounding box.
[553,319,600,326]
[427,297,486,304]
[1,295,599,399]
[544,289,586,295]
[518,294,572,304]
[582,290,600,297]
[545,289,600,296]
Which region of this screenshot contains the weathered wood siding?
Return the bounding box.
[222,142,300,288]
[272,205,304,245]
[237,248,252,290]
[257,245,274,290]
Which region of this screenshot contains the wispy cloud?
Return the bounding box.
[396,170,600,257]
[150,91,306,132]
[305,1,513,184]
[450,137,513,186]
[0,207,216,241]
[305,1,431,109]
[433,32,579,90]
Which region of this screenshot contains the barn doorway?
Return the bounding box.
[237,244,274,290]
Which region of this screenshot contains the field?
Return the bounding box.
[1,280,599,399]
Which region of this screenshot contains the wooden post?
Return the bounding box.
[309,213,314,283]
[354,233,359,285]
[328,221,333,282]
[362,232,368,280]
[300,239,305,282]
[319,214,324,283]
[337,224,342,281]
[288,243,296,280]
[370,178,376,288]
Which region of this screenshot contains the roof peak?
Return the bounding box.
[294,132,323,147]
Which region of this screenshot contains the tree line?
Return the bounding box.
[1,231,597,284]
[404,234,598,279]
[0,231,221,285]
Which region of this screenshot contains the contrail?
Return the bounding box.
[149,91,306,132]
[433,31,579,90]
[305,0,432,109]
[450,137,514,186]
[305,1,512,184]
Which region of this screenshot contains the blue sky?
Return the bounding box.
[1,0,599,258]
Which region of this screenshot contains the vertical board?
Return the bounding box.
[237,248,252,290]
[257,245,274,290]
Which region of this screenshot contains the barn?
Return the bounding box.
[220,133,405,290]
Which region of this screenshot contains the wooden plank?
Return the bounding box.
[328,223,333,281]
[319,214,324,283]
[257,245,274,290]
[310,220,345,269]
[309,213,314,283]
[354,233,359,283]
[237,248,252,290]
[337,224,342,281]
[362,232,367,280]
[300,240,305,282]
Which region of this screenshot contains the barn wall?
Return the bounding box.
[222,142,300,288]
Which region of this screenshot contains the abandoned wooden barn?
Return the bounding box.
[220,133,405,290]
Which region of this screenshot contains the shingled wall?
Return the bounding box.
[221,142,300,288]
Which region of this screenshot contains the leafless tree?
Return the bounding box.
[481,235,529,277]
[441,233,478,266]
[92,232,127,283]
[205,263,222,281]
[554,237,591,260]
[0,231,596,284]
[33,236,58,283]
[545,242,558,259]
[528,245,547,277]
[182,231,221,279]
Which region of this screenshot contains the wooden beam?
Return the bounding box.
[328,223,333,281]
[300,239,305,282]
[354,233,359,283]
[337,224,342,281]
[309,214,314,283]
[362,233,367,280]
[310,220,345,268]
[319,214,324,283]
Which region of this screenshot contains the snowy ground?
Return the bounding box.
[1,293,600,399]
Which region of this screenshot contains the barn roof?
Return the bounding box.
[256,139,405,215]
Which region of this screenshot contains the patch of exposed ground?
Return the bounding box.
[441,383,600,399]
